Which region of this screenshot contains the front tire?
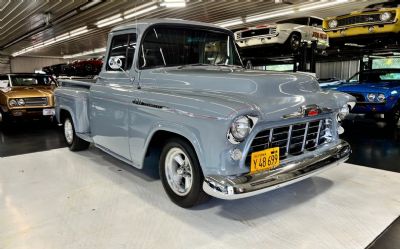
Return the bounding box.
[287,33,301,52]
[63,116,90,151]
[159,138,209,208]
[385,105,400,126]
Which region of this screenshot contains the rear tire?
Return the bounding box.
[159,138,209,208]
[63,115,90,151]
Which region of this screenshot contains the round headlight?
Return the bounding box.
[17,98,25,106]
[328,19,338,29]
[230,116,252,142]
[338,104,350,121]
[9,99,17,107]
[380,12,392,22]
[367,93,376,102]
[377,93,386,103]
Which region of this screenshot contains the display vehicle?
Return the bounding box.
[235,16,329,52]
[323,2,400,44]
[0,73,58,123]
[321,69,400,124]
[55,19,354,207]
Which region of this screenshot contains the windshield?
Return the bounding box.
[348,70,400,83]
[139,26,242,68]
[10,75,57,87]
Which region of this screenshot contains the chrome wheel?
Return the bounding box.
[64,118,74,145]
[164,147,193,196]
[290,34,301,51]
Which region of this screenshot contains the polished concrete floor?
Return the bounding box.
[1,148,399,249]
[0,116,399,249]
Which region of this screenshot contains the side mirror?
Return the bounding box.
[108,56,124,70]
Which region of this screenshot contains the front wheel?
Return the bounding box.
[63,116,90,151]
[159,138,209,208]
[385,107,400,126]
[287,33,301,52]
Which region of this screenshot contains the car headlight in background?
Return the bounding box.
[367,93,376,102]
[377,94,386,103]
[17,98,25,106]
[328,19,338,29]
[9,99,17,107]
[380,12,392,22]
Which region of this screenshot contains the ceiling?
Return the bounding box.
[0,0,387,59]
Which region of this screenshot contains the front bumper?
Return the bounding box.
[203,139,350,200]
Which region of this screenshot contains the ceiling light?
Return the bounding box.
[245,10,295,23]
[160,0,186,8]
[298,0,348,12]
[80,0,102,11]
[96,14,123,28]
[124,2,158,15]
[124,5,159,19]
[215,18,244,28]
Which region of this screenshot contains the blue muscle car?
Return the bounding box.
[322,69,400,124]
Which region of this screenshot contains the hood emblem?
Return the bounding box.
[283,105,326,119]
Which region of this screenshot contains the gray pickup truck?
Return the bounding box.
[55,19,354,208]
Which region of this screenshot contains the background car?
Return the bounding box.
[0,73,58,124]
[323,2,400,45]
[321,69,400,124]
[234,16,329,52]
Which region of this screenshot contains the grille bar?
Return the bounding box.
[246,119,328,166]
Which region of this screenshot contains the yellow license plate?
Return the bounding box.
[250,147,280,173]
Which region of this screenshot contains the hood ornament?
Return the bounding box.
[282,105,331,119]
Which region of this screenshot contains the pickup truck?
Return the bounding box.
[55,19,355,208]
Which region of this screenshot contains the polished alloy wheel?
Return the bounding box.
[164,147,193,196]
[64,118,74,145]
[291,35,300,50]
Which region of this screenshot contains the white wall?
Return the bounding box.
[10,56,69,73]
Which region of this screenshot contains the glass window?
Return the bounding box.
[10,75,56,86]
[0,76,9,88]
[106,33,136,71]
[309,18,323,27]
[276,17,308,25]
[349,70,400,83]
[139,26,242,69]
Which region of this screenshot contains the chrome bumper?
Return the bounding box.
[203,140,351,200]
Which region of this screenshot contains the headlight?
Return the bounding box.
[367,93,376,102]
[328,19,338,29]
[380,12,392,22]
[377,94,386,103]
[17,98,25,106]
[9,99,17,107]
[337,104,350,121]
[229,116,252,142]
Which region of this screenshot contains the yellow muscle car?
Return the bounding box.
[323,2,400,43]
[0,73,58,123]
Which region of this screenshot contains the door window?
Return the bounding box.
[106,33,136,71]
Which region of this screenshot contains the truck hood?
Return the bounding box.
[143,66,351,120]
[337,81,400,93]
[1,86,54,98]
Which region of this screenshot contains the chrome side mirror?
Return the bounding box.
[108,56,124,70]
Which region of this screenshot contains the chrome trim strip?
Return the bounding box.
[301,122,309,152]
[285,125,293,156]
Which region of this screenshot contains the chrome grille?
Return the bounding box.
[24,97,48,106]
[246,119,327,166]
[337,13,395,27]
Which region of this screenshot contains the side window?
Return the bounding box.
[106,33,136,71]
[0,76,9,88]
[310,18,323,27]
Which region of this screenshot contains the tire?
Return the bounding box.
[287,33,301,52]
[385,105,400,126]
[63,115,90,151]
[159,138,209,208]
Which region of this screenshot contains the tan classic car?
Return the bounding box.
[0,73,58,123]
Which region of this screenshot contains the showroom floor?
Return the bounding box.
[0,117,399,249]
